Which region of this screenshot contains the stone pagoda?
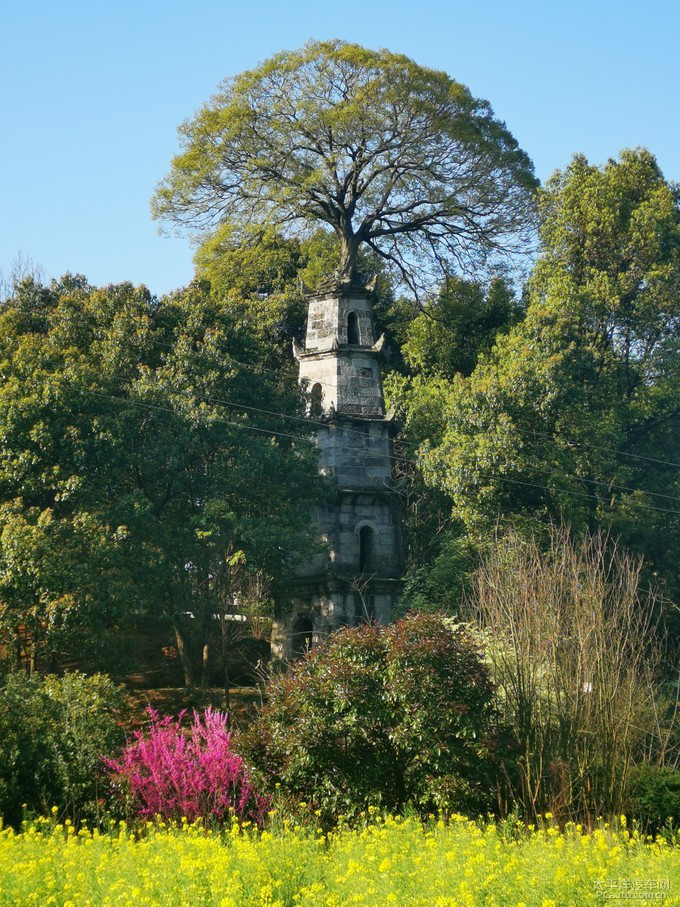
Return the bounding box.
[271,278,404,662]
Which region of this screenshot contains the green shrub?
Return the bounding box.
[246,613,498,825]
[0,671,126,827]
[629,765,680,831]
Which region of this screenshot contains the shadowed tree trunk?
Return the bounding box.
[173,622,194,688]
[222,621,231,713]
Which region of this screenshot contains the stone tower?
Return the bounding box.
[271,280,403,661]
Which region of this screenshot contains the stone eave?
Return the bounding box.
[296,345,384,362]
[333,407,396,424]
[304,277,378,302]
[335,486,398,498]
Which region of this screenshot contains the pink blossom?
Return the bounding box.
[105,708,268,826]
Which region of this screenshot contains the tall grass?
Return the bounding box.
[465,527,676,823]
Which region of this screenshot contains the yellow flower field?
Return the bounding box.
[0,815,678,906]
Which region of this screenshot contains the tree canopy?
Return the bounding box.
[152,40,537,296]
[394,149,680,601]
[0,276,326,674]
[400,275,521,378]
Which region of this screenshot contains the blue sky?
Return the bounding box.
[1,0,678,296]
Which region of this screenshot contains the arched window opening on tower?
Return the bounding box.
[291,614,313,659]
[347,311,360,345]
[359,525,375,573]
[310,383,323,417]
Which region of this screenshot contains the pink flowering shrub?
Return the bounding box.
[106,707,268,826]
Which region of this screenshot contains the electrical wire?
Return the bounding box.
[109,372,394,447]
[505,460,680,506]
[108,372,680,509]
[82,388,399,464]
[510,424,680,470]
[133,334,680,472]
[77,385,680,518]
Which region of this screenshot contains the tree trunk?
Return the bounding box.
[201,616,211,688]
[13,630,22,672]
[221,628,231,713]
[337,234,360,285]
[173,622,194,688]
[223,661,231,713]
[201,640,210,689]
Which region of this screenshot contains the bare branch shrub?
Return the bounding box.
[464,526,674,823]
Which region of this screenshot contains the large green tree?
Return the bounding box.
[405,149,680,600]
[382,276,521,610]
[400,276,522,379]
[152,40,537,296]
[0,276,325,679]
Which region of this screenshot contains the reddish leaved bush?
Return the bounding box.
[106,707,268,825]
[245,613,499,824]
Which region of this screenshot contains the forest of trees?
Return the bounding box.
[0,38,678,837]
[2,43,680,679]
[2,144,679,673]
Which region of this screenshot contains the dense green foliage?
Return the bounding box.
[246,613,497,824]
[391,148,680,604]
[153,39,537,295]
[1,35,678,842]
[629,765,680,831]
[0,276,326,673]
[0,672,125,827]
[194,227,406,372]
[385,275,521,606]
[401,276,522,379]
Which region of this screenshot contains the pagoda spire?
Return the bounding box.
[271,279,404,663]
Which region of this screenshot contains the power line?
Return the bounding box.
[510,424,680,471]
[109,372,397,448]
[512,460,680,507]
[90,375,680,516]
[81,388,400,465]
[78,385,680,518]
[109,371,680,509]
[135,334,680,473]
[77,333,680,509]
[84,388,323,446]
[475,472,676,512]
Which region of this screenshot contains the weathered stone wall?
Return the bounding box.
[295,488,401,579]
[316,421,392,488]
[297,354,336,414]
[336,352,384,417]
[305,292,375,350]
[334,493,401,575]
[271,581,399,662]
